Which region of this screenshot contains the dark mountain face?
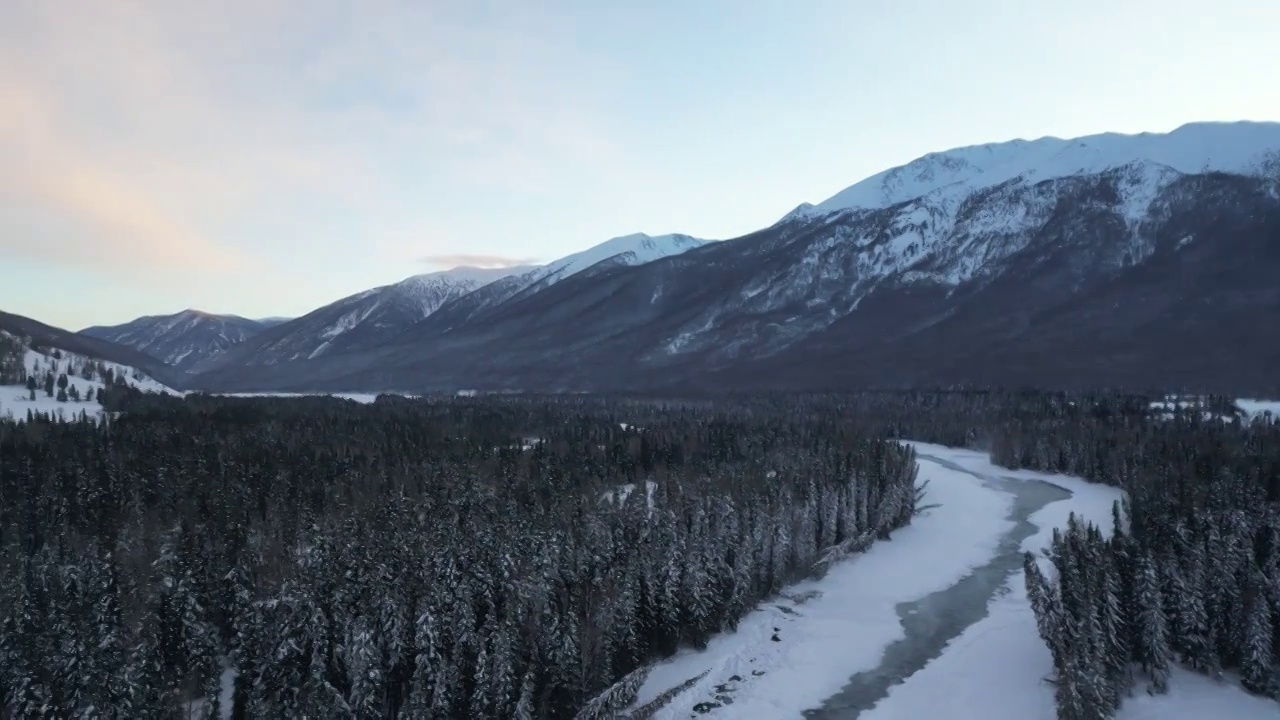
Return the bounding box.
[188,267,527,375]
[186,167,1280,397]
[719,173,1280,397]
[177,122,1280,396]
[0,310,186,388]
[80,310,273,370]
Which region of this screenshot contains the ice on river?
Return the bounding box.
[627,443,1147,719]
[629,443,1035,717]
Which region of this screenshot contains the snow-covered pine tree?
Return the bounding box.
[1135,553,1171,694]
[1240,570,1277,697]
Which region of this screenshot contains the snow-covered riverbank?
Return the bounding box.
[627,442,1274,719]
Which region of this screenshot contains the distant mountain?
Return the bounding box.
[189,265,534,371]
[183,121,1280,396]
[423,233,709,332]
[253,317,293,327]
[81,310,277,369]
[0,310,184,391]
[192,235,708,376]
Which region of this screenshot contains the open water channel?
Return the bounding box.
[804,454,1069,719]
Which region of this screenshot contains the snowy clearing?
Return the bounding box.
[629,442,1272,719]
[0,343,177,422]
[221,391,404,403]
[1113,667,1278,719]
[1237,398,1280,421]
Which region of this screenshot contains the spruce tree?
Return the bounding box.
[1240,572,1277,698]
[1135,553,1171,694]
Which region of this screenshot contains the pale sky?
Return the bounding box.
[1,0,1277,329]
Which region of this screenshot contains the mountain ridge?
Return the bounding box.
[40,120,1280,396]
[189,233,708,374]
[81,310,281,369]
[1,310,186,389]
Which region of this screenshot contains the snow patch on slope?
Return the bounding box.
[80,309,273,368]
[300,265,529,358]
[392,266,531,315]
[0,332,179,422]
[664,124,1280,362]
[1236,398,1280,421]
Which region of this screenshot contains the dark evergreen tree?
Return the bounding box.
[0,388,1272,718]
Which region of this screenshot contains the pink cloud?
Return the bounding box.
[0,0,635,281]
[0,67,245,272]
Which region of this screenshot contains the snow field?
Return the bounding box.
[1237,398,1280,421]
[222,391,391,403]
[0,345,177,422]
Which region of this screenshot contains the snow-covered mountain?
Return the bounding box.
[0,317,180,422]
[787,121,1280,220]
[81,310,277,369]
[175,121,1280,395]
[693,121,1280,362]
[421,233,709,331]
[253,316,293,327]
[192,234,709,375]
[190,265,532,371]
[530,232,708,282]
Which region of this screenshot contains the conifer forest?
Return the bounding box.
[0,390,1277,719]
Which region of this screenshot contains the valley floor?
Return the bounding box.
[626,443,1276,719]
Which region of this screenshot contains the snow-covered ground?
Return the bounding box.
[1149,395,1280,424]
[627,443,1273,719]
[221,391,400,403]
[1237,398,1280,421]
[0,343,177,422]
[1148,395,1236,422]
[629,443,1018,717]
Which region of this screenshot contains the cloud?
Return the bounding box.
[0,0,631,284]
[421,254,543,269]
[0,66,245,273]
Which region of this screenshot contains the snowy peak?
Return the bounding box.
[392,265,531,306]
[394,232,712,335]
[199,264,533,367]
[799,120,1280,218]
[386,265,532,316]
[397,265,532,289]
[81,310,276,369]
[649,122,1280,365]
[253,316,293,326]
[531,232,708,283]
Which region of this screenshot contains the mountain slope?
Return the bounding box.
[788,120,1280,219]
[81,310,275,369]
[190,265,531,371]
[0,326,177,421]
[730,171,1280,394]
[193,234,709,377]
[185,121,1280,395]
[421,233,709,332]
[0,310,186,389]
